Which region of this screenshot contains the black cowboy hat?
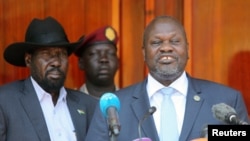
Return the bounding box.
[3,16,81,67]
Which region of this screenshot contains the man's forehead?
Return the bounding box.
[149,22,182,34]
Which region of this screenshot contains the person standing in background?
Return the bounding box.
[85,15,249,141]
[74,26,119,98]
[0,16,97,141]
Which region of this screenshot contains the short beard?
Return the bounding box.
[151,65,183,82]
[40,76,65,93]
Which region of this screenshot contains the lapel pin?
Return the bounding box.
[77,109,85,115]
[193,95,201,102]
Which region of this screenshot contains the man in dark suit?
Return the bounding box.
[0,16,97,141]
[85,15,249,141]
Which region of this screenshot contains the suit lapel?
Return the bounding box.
[67,93,86,141]
[131,80,160,141]
[179,77,204,141]
[19,78,51,141]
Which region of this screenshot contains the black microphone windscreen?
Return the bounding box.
[200,125,208,138]
[149,106,156,115]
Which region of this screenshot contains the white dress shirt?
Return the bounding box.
[146,72,188,136]
[31,77,76,141]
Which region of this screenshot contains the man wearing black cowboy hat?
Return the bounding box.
[0,16,97,141]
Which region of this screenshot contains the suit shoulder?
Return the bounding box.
[0,80,24,87]
[118,80,144,90]
[115,81,146,99]
[191,77,238,91]
[0,80,25,93]
[190,77,241,100]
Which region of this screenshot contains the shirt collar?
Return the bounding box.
[147,72,188,97]
[30,76,67,102]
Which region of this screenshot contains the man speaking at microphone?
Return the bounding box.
[85,15,249,141]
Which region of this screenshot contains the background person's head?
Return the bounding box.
[74,26,119,88]
[142,16,189,86]
[3,16,80,93]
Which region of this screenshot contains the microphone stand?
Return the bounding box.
[109,134,117,141]
[138,115,145,140]
[108,122,120,141]
[109,130,118,141]
[135,106,156,141]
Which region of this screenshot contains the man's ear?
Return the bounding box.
[24,53,31,67]
[142,46,146,61]
[78,58,85,70]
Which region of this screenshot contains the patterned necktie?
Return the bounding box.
[160,87,179,141]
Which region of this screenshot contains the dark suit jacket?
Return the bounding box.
[0,78,98,141]
[85,75,249,141]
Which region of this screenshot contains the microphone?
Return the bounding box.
[211,103,248,125]
[100,93,121,136]
[200,125,208,138]
[133,106,157,141]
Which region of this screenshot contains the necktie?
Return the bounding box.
[160,87,179,141]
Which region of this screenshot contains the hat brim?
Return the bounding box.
[4,41,80,67]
